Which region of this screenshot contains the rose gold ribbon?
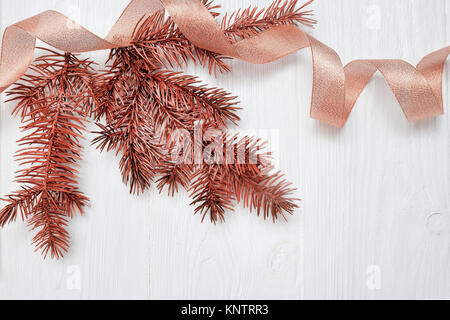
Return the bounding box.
[1,0,449,127]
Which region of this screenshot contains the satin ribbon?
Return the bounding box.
[0,0,449,127]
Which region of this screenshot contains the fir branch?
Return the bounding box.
[187,134,299,223]
[95,0,302,222]
[0,50,94,259]
[222,0,316,42]
[93,43,240,194]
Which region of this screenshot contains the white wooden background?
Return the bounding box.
[0,0,449,300]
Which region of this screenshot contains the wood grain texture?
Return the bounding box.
[303,0,450,299]
[0,0,449,300]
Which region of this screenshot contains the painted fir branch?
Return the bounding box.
[0,49,95,258]
[93,40,240,194]
[188,134,299,223]
[222,0,315,42]
[93,0,308,223]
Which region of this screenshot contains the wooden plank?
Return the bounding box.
[1,0,449,300]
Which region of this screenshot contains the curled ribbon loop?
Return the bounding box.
[0,0,449,127]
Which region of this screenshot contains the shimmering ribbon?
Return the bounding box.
[0,0,449,127]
